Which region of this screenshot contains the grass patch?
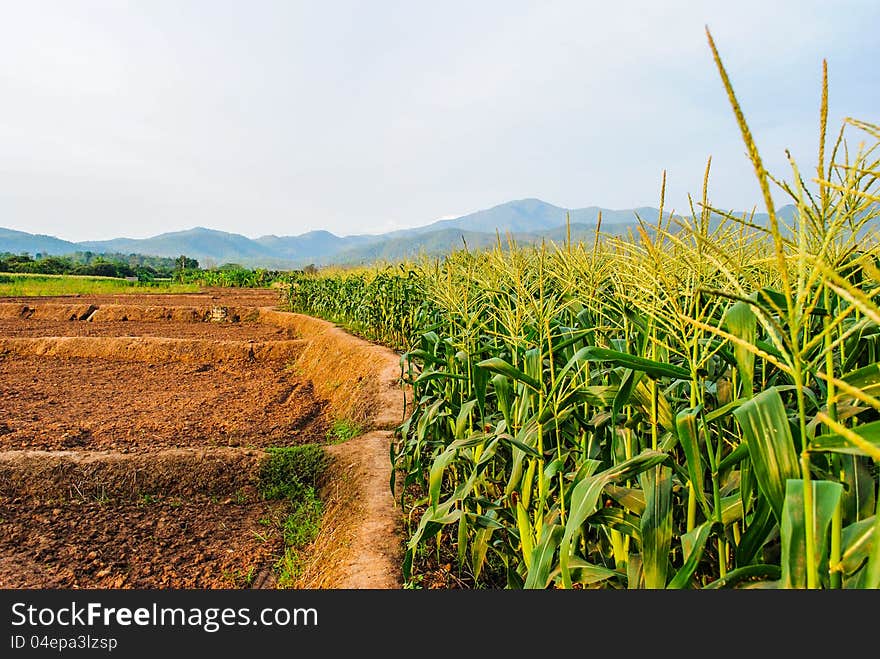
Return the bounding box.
[326,418,363,444]
[274,490,324,587]
[258,445,328,501]
[0,273,199,297]
[258,445,330,587]
[223,565,257,588]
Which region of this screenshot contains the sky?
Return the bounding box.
[0,1,878,242]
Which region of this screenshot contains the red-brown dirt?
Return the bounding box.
[0,497,288,588]
[0,288,407,589]
[0,355,326,450]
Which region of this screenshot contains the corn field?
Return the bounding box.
[285,265,438,350]
[286,39,880,588]
[189,268,284,288]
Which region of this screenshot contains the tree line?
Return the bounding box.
[0,252,193,280]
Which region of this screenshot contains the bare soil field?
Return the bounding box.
[0,498,288,588]
[0,288,405,589]
[0,356,326,450]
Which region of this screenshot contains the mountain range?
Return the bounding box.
[1,198,798,269]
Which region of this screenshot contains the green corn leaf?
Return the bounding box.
[579,346,690,380]
[454,399,477,439]
[550,346,593,395]
[524,347,542,385]
[754,339,786,360]
[736,497,775,566]
[414,370,468,384]
[477,357,542,392]
[407,500,461,551]
[810,419,880,460]
[601,449,668,483]
[703,564,782,589]
[498,432,542,459]
[843,320,880,373]
[705,398,747,423]
[867,513,880,589]
[626,553,643,589]
[604,484,646,515]
[840,362,880,401]
[842,457,876,522]
[559,473,609,588]
[589,508,642,540]
[549,557,620,586]
[675,406,711,519]
[473,513,505,530]
[574,385,619,407]
[639,464,673,588]
[754,287,827,317]
[723,300,757,398]
[492,373,513,428]
[557,452,664,587]
[668,521,717,589]
[429,449,457,508]
[524,524,564,589]
[551,329,592,355]
[471,525,494,581]
[720,494,745,525]
[835,515,875,576]
[613,368,642,422]
[733,387,801,521]
[779,478,843,588]
[632,378,674,431]
[473,362,489,421]
[716,442,749,472]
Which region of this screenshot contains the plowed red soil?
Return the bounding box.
[0,355,326,450]
[0,497,288,588]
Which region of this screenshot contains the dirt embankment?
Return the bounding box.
[0,336,306,363]
[0,448,266,501]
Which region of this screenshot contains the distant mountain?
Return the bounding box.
[79,227,280,266]
[391,198,662,237]
[254,230,381,261]
[0,227,79,256]
[1,199,806,269]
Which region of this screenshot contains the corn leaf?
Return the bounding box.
[639,464,673,588]
[676,406,712,519]
[779,478,842,588]
[723,300,757,398]
[733,387,801,521]
[579,346,690,380]
[668,521,717,589]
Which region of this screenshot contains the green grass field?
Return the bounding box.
[0,273,199,297]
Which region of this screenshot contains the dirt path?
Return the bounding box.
[324,431,402,588]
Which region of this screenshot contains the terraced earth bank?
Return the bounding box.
[0,289,405,589]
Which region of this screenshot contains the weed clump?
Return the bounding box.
[258,444,328,501]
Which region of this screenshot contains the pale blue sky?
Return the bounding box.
[0,0,877,240]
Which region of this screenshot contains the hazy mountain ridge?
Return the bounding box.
[1,199,801,269]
